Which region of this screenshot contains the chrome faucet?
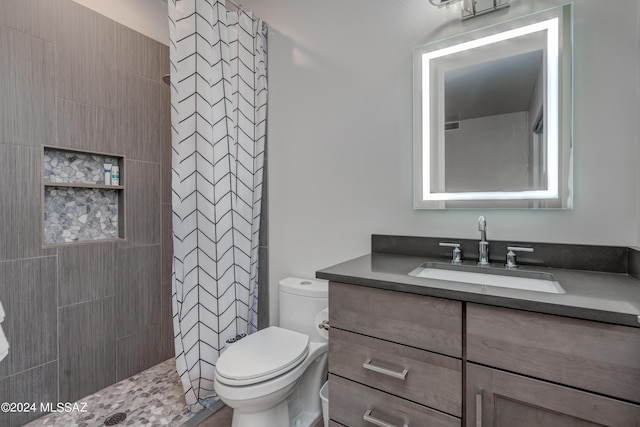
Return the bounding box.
[477,216,490,266]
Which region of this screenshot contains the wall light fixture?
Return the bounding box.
[428,0,510,20]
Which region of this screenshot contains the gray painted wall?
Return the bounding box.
[0,1,172,425]
[235,0,640,324]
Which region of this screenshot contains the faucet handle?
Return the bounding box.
[506,246,534,269]
[439,242,463,265]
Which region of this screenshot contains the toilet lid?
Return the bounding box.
[216,326,309,385]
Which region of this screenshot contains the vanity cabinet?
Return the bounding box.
[328,282,640,426]
[466,303,640,426]
[328,282,462,426]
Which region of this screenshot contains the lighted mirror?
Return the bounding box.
[413,4,572,209]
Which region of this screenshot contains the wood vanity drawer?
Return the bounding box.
[467,303,640,403]
[329,281,462,357]
[329,374,461,427]
[329,328,462,416]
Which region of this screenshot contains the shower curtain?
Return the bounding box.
[168,0,267,411]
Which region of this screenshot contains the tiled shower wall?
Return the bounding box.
[0,1,173,425]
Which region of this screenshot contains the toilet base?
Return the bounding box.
[290,410,322,427]
[231,405,321,427]
[231,399,289,427]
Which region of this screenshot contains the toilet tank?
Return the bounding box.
[279,277,328,343]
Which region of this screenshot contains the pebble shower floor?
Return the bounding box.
[26,359,203,427]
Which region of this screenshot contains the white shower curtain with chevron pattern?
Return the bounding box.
[168,0,267,411]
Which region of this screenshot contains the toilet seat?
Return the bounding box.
[216,326,310,386]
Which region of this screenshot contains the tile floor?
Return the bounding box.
[27,359,202,426]
[25,358,324,427]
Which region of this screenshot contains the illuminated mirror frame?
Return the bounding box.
[413,4,572,209]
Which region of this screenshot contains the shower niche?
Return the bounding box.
[42,146,125,245]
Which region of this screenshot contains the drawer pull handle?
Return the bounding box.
[362,359,408,380]
[475,392,483,427]
[363,409,409,427]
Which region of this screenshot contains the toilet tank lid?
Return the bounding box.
[279,277,328,298]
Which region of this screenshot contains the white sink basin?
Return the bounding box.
[408,263,565,294]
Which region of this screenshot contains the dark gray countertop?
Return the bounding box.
[316,252,640,328]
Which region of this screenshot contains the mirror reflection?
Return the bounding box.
[443,48,545,193]
[413,4,572,209]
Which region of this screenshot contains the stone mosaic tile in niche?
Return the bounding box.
[44,149,120,185]
[44,188,119,244]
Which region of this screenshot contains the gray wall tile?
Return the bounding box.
[161,76,171,125]
[116,69,162,162]
[0,0,176,411]
[6,361,58,427]
[161,126,172,204]
[0,375,8,426]
[0,144,55,261]
[160,203,172,360]
[161,42,171,124]
[126,160,161,247]
[0,0,56,42]
[116,327,162,382]
[161,203,173,284]
[0,26,55,147]
[116,23,163,82]
[116,245,161,338]
[59,297,116,403]
[55,99,117,154]
[161,44,170,81]
[55,0,115,109]
[0,257,57,378]
[160,279,175,361]
[58,242,118,306]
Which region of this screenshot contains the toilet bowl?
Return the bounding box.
[214,278,328,427]
[214,330,327,426]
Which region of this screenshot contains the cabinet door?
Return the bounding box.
[466,363,640,427]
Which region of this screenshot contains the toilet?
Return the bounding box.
[214,277,329,427]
